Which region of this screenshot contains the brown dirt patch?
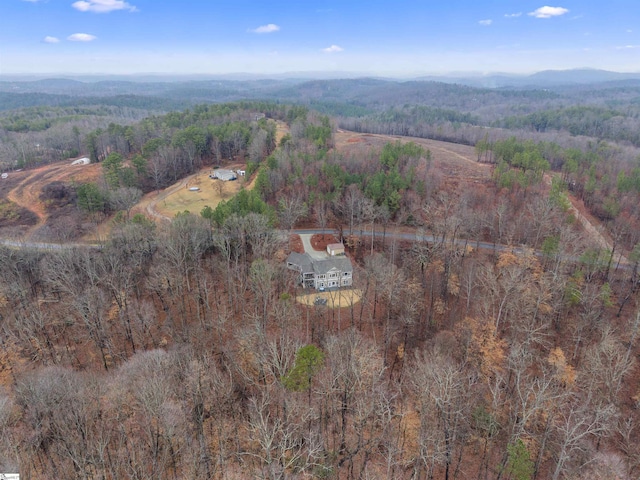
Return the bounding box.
[2,159,102,241]
[289,234,304,254]
[296,288,362,308]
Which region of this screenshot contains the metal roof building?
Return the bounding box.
[211,169,237,181]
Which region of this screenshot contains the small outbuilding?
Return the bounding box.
[1,173,8,179]
[327,243,345,256]
[210,169,237,181]
[71,157,91,166]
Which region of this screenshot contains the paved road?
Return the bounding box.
[294,228,496,253]
[0,227,630,274]
[291,228,631,270]
[0,238,103,250]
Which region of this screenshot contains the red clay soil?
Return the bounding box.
[3,159,102,241]
[311,233,340,251]
[289,233,340,254]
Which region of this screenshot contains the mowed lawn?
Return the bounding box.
[155,168,252,218]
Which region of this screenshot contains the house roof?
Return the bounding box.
[286,252,313,273]
[214,169,237,180]
[327,243,345,250]
[287,252,352,275]
[313,256,352,275]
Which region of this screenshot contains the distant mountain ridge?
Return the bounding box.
[416,69,640,88]
[2,69,640,123]
[3,68,640,89]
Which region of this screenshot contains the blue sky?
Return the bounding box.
[1,0,639,76]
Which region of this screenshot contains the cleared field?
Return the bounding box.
[296,288,362,308]
[335,129,492,185]
[147,167,252,220]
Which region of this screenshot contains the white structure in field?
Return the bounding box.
[71,157,91,166]
[1,173,8,179]
[210,169,237,181]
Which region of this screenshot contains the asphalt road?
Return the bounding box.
[0,227,629,273]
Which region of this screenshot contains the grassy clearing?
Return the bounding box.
[295,288,363,308]
[275,120,289,144]
[155,168,251,218]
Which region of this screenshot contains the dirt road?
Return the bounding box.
[6,160,101,240]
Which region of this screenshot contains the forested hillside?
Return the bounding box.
[0,79,640,478]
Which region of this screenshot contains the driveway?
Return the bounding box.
[299,234,328,260]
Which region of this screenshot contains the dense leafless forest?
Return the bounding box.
[1,76,640,479]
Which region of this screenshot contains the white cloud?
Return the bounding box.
[505,12,522,18]
[250,24,280,34]
[43,36,60,43]
[528,6,569,18]
[479,19,493,26]
[67,33,97,42]
[616,45,640,50]
[72,0,137,13]
[322,45,344,53]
